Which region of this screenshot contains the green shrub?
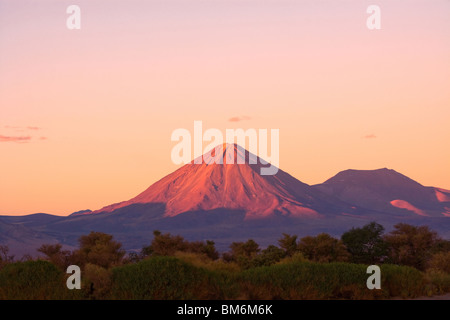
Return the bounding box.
[0,260,78,300]
[428,252,450,274]
[277,252,307,265]
[110,256,235,299]
[173,252,240,273]
[82,263,112,300]
[424,270,450,296]
[239,262,374,299]
[380,264,425,298]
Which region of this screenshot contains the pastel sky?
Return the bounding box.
[1,0,449,216]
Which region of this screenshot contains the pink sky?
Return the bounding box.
[1,0,449,215]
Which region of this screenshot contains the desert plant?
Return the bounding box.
[82,263,112,300]
[110,256,225,299]
[37,243,72,270]
[72,232,125,269]
[341,222,387,264]
[298,233,350,263]
[427,251,450,274]
[0,260,78,299]
[384,223,440,270]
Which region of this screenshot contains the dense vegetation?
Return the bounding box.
[0,222,449,300]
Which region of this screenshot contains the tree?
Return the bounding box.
[278,233,298,257]
[187,240,219,261]
[252,245,286,267]
[141,231,219,260]
[0,245,14,269]
[341,222,387,264]
[229,239,260,259]
[142,231,187,257]
[430,239,450,254]
[72,232,125,269]
[384,223,440,270]
[37,243,72,270]
[298,233,350,263]
[428,252,450,273]
[223,239,261,269]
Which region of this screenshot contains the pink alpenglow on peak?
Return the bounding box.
[94,144,323,219]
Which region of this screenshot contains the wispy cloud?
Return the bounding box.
[4,125,41,131]
[228,116,251,122]
[0,135,32,143]
[1,125,46,143]
[364,134,377,139]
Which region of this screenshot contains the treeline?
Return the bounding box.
[0,222,449,300]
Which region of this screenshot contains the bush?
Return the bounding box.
[173,252,239,273]
[141,231,219,261]
[252,245,286,267]
[82,263,112,300]
[380,264,425,298]
[72,232,125,269]
[238,261,429,300]
[37,243,72,270]
[341,222,387,264]
[424,270,450,296]
[239,262,375,299]
[0,260,77,299]
[298,234,350,263]
[110,256,233,299]
[428,252,450,274]
[0,245,14,270]
[277,252,308,265]
[384,224,440,270]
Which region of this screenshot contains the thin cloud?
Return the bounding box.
[228,116,251,122]
[0,135,32,143]
[364,134,377,139]
[39,137,48,140]
[4,125,42,131]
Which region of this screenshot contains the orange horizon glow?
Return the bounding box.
[1,0,449,216]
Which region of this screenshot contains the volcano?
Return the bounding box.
[313,168,450,218]
[93,144,350,219]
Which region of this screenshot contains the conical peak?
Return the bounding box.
[94,141,317,218]
[193,143,258,165]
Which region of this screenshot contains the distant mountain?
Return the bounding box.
[69,209,93,217]
[0,145,449,255]
[313,168,450,218]
[0,217,61,257]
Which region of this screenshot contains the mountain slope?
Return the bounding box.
[0,218,60,257]
[313,168,450,218]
